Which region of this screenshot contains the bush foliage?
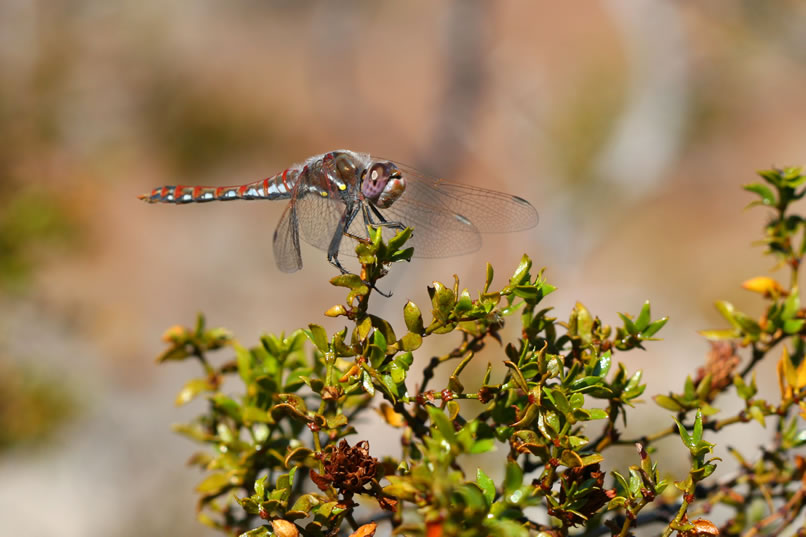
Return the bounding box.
[153,168,806,537]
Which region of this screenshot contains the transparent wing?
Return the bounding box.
[294,193,368,256]
[373,195,482,257]
[391,162,539,232]
[272,202,303,272]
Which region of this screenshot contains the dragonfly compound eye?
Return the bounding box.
[362,163,393,202]
[362,162,405,208]
[375,167,406,209]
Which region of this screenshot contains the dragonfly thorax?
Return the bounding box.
[361,161,406,209]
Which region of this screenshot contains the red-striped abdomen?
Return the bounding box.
[137,170,298,204]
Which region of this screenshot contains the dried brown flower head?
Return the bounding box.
[310,440,378,496]
[695,341,741,400]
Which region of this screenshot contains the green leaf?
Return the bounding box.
[674,417,693,447]
[372,328,387,355]
[748,405,766,426]
[733,312,761,337]
[692,409,703,444]
[476,468,496,505]
[783,290,801,320]
[288,494,319,517]
[503,460,523,496]
[403,301,424,334]
[783,319,805,334]
[455,288,473,313]
[733,374,757,400]
[560,450,584,468]
[383,476,420,501]
[715,301,741,330]
[612,470,629,495]
[743,183,776,206]
[699,329,739,341]
[242,406,271,424]
[430,281,456,322]
[234,344,253,382]
[592,351,611,377]
[330,273,366,290]
[427,405,458,446]
[585,408,608,420]
[580,453,605,467]
[196,472,232,494]
[512,285,539,301]
[387,227,413,251]
[355,316,372,342]
[306,324,329,353]
[618,312,638,336]
[635,301,651,332]
[390,247,414,262]
[642,317,668,338]
[211,394,241,421]
[361,369,375,396]
[399,332,422,351]
[623,370,645,398]
[510,255,532,286]
[628,469,641,496]
[175,378,215,406]
[484,263,494,293]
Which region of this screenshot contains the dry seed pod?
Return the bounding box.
[349,522,377,537]
[683,519,720,537]
[270,519,299,537]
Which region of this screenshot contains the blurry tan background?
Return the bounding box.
[2,1,806,535]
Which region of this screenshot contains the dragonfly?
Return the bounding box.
[139,150,538,274]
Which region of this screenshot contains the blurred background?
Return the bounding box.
[2,1,806,535]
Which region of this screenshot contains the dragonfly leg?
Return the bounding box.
[328,203,361,274]
[341,203,377,244]
[328,203,393,298]
[367,204,406,230]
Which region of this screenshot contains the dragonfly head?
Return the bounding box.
[362,161,406,208]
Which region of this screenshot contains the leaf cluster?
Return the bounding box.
[153,167,806,537]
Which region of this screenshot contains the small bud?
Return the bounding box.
[271,519,299,537]
[325,304,347,317]
[636,442,648,460]
[338,364,361,383]
[161,324,187,342]
[742,276,785,298]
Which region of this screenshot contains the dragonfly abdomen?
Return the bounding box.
[138,170,298,204]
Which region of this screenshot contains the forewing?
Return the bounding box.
[393,162,539,232]
[272,202,303,272]
[374,198,482,258]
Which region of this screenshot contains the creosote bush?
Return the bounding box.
[154,168,806,537]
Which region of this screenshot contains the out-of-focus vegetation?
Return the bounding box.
[0,188,76,291]
[0,358,76,451]
[141,75,279,175]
